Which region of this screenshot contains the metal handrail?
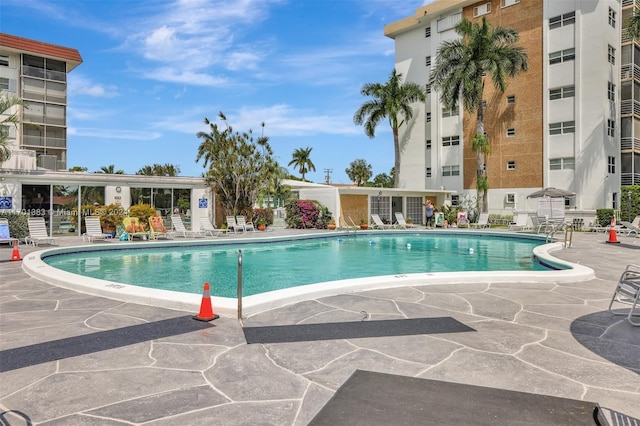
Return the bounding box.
[237,249,243,320]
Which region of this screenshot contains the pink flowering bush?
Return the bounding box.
[284,199,332,229]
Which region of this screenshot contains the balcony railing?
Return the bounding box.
[622,0,638,8]
[621,173,640,185]
[621,137,640,150]
[620,99,640,115]
[621,63,640,80]
[22,135,67,148]
[21,65,66,82]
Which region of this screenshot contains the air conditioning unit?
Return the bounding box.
[38,155,58,170]
[506,193,516,204]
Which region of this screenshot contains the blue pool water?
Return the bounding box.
[44,233,552,298]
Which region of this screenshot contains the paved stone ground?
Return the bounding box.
[0,230,638,425]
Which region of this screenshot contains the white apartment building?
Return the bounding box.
[385,0,629,213]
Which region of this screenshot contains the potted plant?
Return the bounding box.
[360,219,368,230]
[328,218,336,230]
[256,218,267,231]
[406,217,413,225]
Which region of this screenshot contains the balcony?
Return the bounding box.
[22,135,66,149]
[620,99,640,115]
[621,173,640,185]
[621,63,640,80]
[21,65,66,82]
[621,137,640,150]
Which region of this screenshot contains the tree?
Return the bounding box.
[354,70,426,188]
[345,158,372,186]
[136,163,181,176]
[97,164,125,174]
[370,172,393,188]
[288,147,316,181]
[429,17,528,212]
[68,166,88,172]
[0,90,25,164]
[628,7,640,40]
[196,111,277,219]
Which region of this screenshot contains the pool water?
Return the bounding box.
[44,234,551,298]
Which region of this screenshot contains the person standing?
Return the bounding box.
[425,200,434,228]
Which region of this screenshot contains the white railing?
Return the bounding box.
[621,63,640,80]
[620,99,640,115]
[437,12,462,33]
[22,65,66,82]
[621,137,640,150]
[621,173,640,185]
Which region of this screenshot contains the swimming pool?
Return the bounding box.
[24,231,595,317]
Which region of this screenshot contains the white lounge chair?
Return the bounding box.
[82,216,113,242]
[371,214,393,229]
[199,217,223,237]
[620,215,640,237]
[171,215,205,238]
[0,218,19,246]
[508,214,531,231]
[394,212,415,229]
[226,216,244,233]
[608,264,640,326]
[470,212,490,229]
[237,216,255,232]
[26,217,58,246]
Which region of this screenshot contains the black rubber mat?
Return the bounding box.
[309,370,608,426]
[243,317,474,344]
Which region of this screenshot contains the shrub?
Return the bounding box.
[0,211,29,239]
[284,199,332,229]
[252,207,274,226]
[596,208,615,227]
[128,204,157,231]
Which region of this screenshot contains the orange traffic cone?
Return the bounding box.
[193,282,219,321]
[11,241,21,261]
[606,218,620,244]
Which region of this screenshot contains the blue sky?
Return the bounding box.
[2,0,429,183]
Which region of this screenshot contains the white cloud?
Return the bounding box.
[69,75,119,98]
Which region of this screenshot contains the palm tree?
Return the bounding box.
[0,90,25,164]
[627,7,640,40]
[288,147,316,181]
[97,164,125,174]
[429,17,528,212]
[354,69,426,188]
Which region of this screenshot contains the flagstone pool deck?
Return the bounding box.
[0,229,638,425]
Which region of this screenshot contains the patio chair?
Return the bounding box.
[82,216,113,242]
[237,216,255,233]
[470,212,490,229]
[226,216,243,233]
[608,264,640,326]
[148,216,173,240]
[619,215,640,237]
[26,217,58,246]
[171,214,205,238]
[394,212,415,229]
[0,218,19,246]
[122,217,149,241]
[371,214,393,229]
[508,214,531,231]
[199,217,223,237]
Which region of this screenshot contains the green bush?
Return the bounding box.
[620,185,640,221]
[0,212,29,239]
[596,208,615,227]
[128,204,157,231]
[252,208,274,226]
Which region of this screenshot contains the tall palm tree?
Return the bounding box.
[288,147,316,181]
[354,69,426,188]
[0,90,25,164]
[97,164,125,174]
[627,7,640,40]
[429,17,528,212]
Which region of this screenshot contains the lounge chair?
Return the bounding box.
[371,214,393,229]
[122,217,149,241]
[148,216,173,240]
[508,214,531,231]
[26,217,58,246]
[394,212,415,229]
[171,214,205,238]
[620,215,640,237]
[608,264,640,326]
[82,216,113,242]
[338,217,359,231]
[470,212,490,229]
[226,216,244,233]
[237,215,255,233]
[199,217,223,237]
[0,218,19,246]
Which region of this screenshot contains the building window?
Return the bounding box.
[426,56,431,67]
[506,193,516,203]
[549,121,575,135]
[426,139,432,149]
[550,85,575,100]
[0,78,9,91]
[501,0,519,7]
[426,167,432,178]
[506,128,515,137]
[426,112,431,123]
[482,100,487,109]
[608,45,615,65]
[425,27,431,38]
[506,95,515,104]
[609,7,616,28]
[442,165,460,176]
[426,85,431,94]
[507,161,516,170]
[441,106,458,117]
[451,195,460,206]
[608,156,615,174]
[473,3,491,17]
[442,136,460,146]
[549,48,575,65]
[607,119,615,137]
[549,11,575,29]
[0,55,8,67]
[550,157,575,170]
[608,82,615,101]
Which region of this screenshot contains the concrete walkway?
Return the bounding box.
[0,230,638,425]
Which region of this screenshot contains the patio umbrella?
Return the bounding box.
[526,187,575,199]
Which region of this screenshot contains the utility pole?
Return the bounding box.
[324,168,333,184]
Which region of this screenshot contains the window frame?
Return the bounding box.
[608,45,616,65]
[549,11,575,30]
[506,128,515,137]
[549,48,575,65]
[507,161,516,170]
